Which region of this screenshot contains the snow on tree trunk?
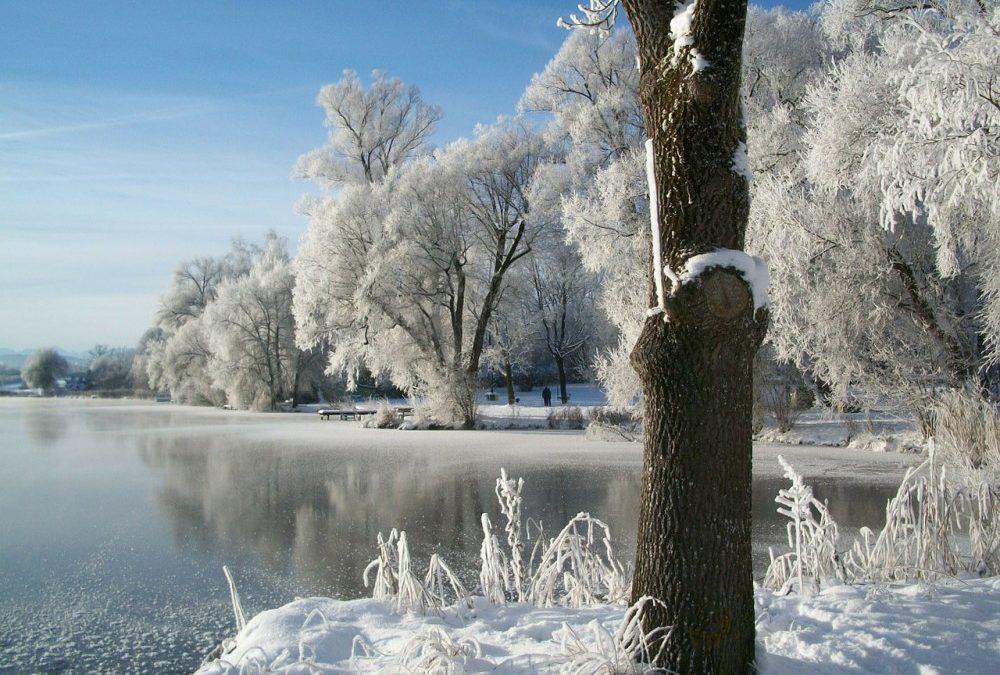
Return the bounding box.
[621,0,766,671]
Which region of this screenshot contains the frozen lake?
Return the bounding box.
[0,399,918,674]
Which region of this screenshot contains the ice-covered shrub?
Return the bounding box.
[765,455,1000,590]
[367,401,401,428]
[367,469,630,612]
[552,597,669,674]
[587,407,642,442]
[363,529,450,614]
[419,371,479,428]
[526,513,630,608]
[547,405,586,429]
[755,351,814,433]
[394,627,483,674]
[845,457,1000,582]
[933,389,1000,475]
[762,456,842,594]
[765,382,811,433]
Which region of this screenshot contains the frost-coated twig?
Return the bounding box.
[763,457,842,593]
[553,596,672,674]
[222,565,247,633]
[479,513,510,605]
[527,512,630,607]
[394,531,436,614]
[363,529,399,601]
[424,553,472,610]
[496,467,526,602]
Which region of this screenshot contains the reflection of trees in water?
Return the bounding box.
[23,405,69,446]
[138,431,901,595]
[138,435,645,598]
[754,477,894,533]
[812,480,894,531]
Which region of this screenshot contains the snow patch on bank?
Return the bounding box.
[195,578,1000,674]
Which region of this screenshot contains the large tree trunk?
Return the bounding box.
[621,0,766,672]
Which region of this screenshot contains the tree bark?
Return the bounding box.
[555,355,569,404]
[620,0,766,672]
[503,356,517,405]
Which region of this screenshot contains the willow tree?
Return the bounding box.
[564,1,767,671]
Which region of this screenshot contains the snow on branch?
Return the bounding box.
[645,139,665,313]
[670,0,710,75]
[673,249,770,311]
[557,0,620,30]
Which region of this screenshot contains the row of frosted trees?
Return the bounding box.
[139,0,999,427]
[135,235,327,410]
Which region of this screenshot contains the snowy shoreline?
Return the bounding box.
[2,396,924,484]
[196,576,1000,674]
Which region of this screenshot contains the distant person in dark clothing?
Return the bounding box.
[542,386,552,406]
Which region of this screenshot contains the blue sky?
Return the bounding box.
[0,0,813,352]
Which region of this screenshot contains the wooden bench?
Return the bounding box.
[317,409,377,421]
[318,406,412,421]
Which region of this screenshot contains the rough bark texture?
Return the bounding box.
[503,358,517,405]
[620,0,766,672]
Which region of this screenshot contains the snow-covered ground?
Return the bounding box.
[295,383,614,430]
[196,576,1000,674]
[185,393,998,675]
[755,407,923,453]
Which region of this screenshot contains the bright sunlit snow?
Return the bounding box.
[194,573,1000,674]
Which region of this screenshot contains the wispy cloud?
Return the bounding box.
[0,102,215,142]
[0,82,316,142]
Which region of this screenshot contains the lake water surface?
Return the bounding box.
[0,399,908,674]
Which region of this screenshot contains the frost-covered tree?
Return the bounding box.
[294,71,442,407]
[521,26,647,407]
[294,69,442,188]
[527,236,599,404]
[87,345,135,392]
[131,327,164,396]
[481,284,535,405]
[750,0,1000,417]
[297,121,550,425]
[21,347,69,393]
[742,5,828,177]
[561,0,765,670]
[204,235,324,410]
[155,315,225,406]
[156,256,229,332]
[144,236,326,409]
[145,245,250,405]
